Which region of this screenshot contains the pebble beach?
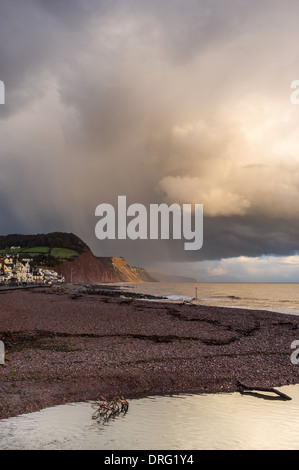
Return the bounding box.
[1,285,299,419]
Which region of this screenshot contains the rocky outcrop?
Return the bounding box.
[54,253,156,284]
[130,266,157,282]
[54,251,120,283]
[99,257,157,283]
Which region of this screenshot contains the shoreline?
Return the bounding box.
[1,285,299,420]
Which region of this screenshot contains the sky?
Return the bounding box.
[1,0,299,281]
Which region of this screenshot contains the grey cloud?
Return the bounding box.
[1,0,299,270]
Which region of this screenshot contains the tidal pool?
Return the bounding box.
[1,385,299,450]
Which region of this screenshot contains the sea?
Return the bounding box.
[121,281,299,316]
[1,282,299,450]
[1,386,299,450]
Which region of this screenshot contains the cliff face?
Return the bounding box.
[54,251,120,283]
[130,266,158,282]
[54,252,156,284]
[98,257,154,283]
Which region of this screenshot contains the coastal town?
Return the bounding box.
[0,249,65,286]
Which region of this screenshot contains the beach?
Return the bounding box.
[0,286,299,420]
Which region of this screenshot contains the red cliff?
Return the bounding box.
[54,252,156,284]
[54,251,120,283]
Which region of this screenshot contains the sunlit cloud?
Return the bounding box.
[148,254,299,282]
[199,255,299,282]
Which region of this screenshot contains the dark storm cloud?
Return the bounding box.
[1,0,299,269]
[87,216,299,266]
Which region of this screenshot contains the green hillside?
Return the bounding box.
[0,233,83,267]
[0,232,88,253]
[21,246,50,256]
[50,248,79,258]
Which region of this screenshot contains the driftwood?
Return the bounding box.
[92,395,129,422]
[237,381,292,401]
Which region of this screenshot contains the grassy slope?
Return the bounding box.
[50,248,79,258]
[0,246,78,258]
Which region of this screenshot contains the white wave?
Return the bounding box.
[165,295,193,301]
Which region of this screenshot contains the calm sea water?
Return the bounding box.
[1,385,299,450]
[122,282,299,315]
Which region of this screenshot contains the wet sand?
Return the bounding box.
[1,286,299,419]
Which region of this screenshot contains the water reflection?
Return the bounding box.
[239,391,289,401]
[1,385,299,450]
